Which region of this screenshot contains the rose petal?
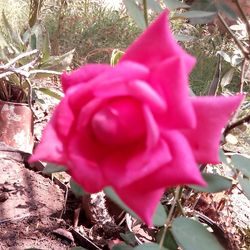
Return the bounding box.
[143,105,160,148]
[29,121,66,164]
[67,132,106,193]
[102,139,171,187]
[115,185,165,226]
[61,64,111,92]
[121,11,195,72]
[183,95,244,164]
[151,57,196,129]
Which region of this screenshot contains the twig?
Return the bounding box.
[159,186,181,249]
[239,58,247,93]
[234,0,250,45]
[224,113,250,135]
[217,12,250,59]
[143,0,149,27]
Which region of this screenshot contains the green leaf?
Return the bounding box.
[40,49,75,71]
[172,217,224,250]
[190,173,232,193]
[216,3,237,20]
[157,228,178,250]
[112,243,133,250]
[104,187,166,226]
[134,243,168,249]
[163,0,189,10]
[231,155,250,178]
[238,177,250,200]
[123,0,146,29]
[42,163,66,174]
[120,232,137,246]
[2,11,24,49]
[153,203,167,226]
[36,87,63,100]
[219,149,228,165]
[70,178,85,197]
[147,0,163,12]
[174,34,195,42]
[177,10,216,19]
[30,34,37,50]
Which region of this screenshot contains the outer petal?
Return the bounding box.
[61,64,111,92]
[151,57,196,128]
[29,97,73,164]
[121,11,195,72]
[29,122,66,164]
[183,95,244,164]
[131,131,206,193]
[67,135,106,193]
[115,185,165,226]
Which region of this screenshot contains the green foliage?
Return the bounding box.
[42,163,66,174]
[172,217,224,250]
[190,173,232,193]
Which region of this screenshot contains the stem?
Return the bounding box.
[239,58,247,93]
[159,186,181,249]
[224,113,250,135]
[235,0,250,45]
[143,0,149,27]
[217,12,250,59]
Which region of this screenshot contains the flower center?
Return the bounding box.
[91,97,146,146]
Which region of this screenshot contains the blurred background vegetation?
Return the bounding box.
[0,0,245,95]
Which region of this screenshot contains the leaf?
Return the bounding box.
[134,243,168,250]
[36,87,63,100]
[2,11,24,49]
[42,163,66,174]
[153,203,167,226]
[190,173,232,193]
[123,0,146,29]
[120,232,137,246]
[190,0,216,12]
[177,10,216,19]
[70,178,85,197]
[219,149,228,165]
[220,68,234,88]
[42,30,51,62]
[104,187,167,226]
[216,3,237,20]
[112,243,133,250]
[231,155,250,178]
[238,177,250,200]
[157,228,178,250]
[174,34,195,42]
[172,217,224,250]
[40,49,75,71]
[163,0,189,10]
[147,0,163,12]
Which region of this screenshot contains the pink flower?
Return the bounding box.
[30,11,243,225]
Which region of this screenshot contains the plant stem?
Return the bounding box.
[217,12,250,59]
[159,186,181,249]
[239,58,247,93]
[235,0,250,45]
[224,113,250,135]
[143,0,149,27]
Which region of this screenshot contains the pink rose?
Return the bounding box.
[30,11,243,225]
